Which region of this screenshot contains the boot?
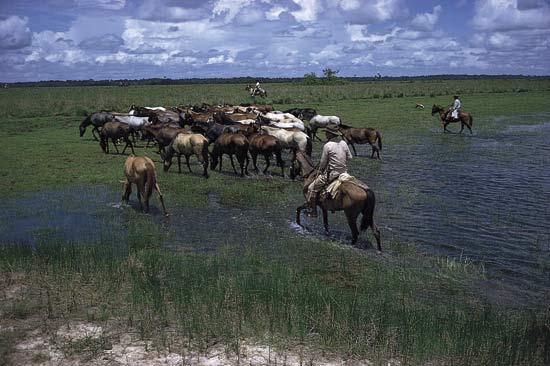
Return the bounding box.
[306,191,318,217]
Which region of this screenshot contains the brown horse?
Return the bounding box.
[210,133,249,177]
[431,104,474,134]
[163,133,209,178]
[290,152,381,249]
[248,133,285,177]
[338,124,382,159]
[122,155,168,216]
[99,121,135,155]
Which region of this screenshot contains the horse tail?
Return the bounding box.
[144,161,156,205]
[376,131,382,151]
[201,139,210,174]
[360,189,376,231]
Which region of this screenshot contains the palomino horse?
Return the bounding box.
[338,124,382,159]
[79,112,114,140]
[245,84,267,98]
[309,114,341,141]
[290,152,381,249]
[122,155,168,216]
[258,126,312,157]
[163,133,209,178]
[431,104,474,134]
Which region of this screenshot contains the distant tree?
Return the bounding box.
[303,72,318,84]
[322,68,339,79]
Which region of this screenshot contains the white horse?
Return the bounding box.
[114,115,151,130]
[259,126,311,156]
[309,114,341,141]
[128,106,166,115]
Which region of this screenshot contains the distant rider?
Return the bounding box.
[253,79,264,95]
[306,123,353,217]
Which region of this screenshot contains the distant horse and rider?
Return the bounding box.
[432,96,473,134]
[245,80,267,98]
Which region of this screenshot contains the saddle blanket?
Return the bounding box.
[451,110,459,119]
[325,173,369,199]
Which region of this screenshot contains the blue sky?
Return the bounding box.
[1,0,549,82]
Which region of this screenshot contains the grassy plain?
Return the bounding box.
[0,79,549,365]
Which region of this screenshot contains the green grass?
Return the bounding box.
[1,80,549,364]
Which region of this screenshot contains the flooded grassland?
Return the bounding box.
[0,82,549,365]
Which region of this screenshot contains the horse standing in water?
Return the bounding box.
[431,104,474,134]
[122,155,168,216]
[290,152,381,249]
[338,124,382,159]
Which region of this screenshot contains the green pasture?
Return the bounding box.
[0,79,549,365]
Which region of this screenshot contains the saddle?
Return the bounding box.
[323,173,369,200]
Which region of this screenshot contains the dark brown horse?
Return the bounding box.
[290,152,381,249]
[122,155,168,216]
[210,133,249,177]
[248,133,285,177]
[431,104,474,134]
[338,124,382,159]
[99,121,135,155]
[142,124,187,157]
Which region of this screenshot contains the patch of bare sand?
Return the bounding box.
[3,320,397,366]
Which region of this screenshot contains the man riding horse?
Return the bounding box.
[446,95,461,121]
[306,123,353,217]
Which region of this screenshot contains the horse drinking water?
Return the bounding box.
[290,151,381,249]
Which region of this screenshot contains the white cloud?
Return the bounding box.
[213,0,255,22]
[291,0,323,22]
[76,0,126,10]
[207,54,234,64]
[24,30,86,65]
[0,16,32,49]
[410,5,442,32]
[266,5,288,20]
[337,0,405,24]
[346,24,368,41]
[351,54,374,65]
[472,0,550,32]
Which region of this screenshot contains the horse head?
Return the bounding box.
[79,115,91,137]
[431,104,442,116]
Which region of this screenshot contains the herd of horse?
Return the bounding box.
[80,99,473,250]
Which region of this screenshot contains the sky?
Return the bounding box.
[0,0,549,82]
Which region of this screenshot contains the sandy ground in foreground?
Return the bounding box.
[1,319,403,366]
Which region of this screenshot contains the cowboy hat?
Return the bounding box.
[324,123,341,136]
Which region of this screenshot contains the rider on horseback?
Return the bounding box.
[306,123,353,217]
[446,95,461,121]
[253,79,265,96]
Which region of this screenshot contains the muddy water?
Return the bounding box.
[1,114,549,308]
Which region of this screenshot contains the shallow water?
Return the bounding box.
[359,113,550,307]
[1,113,549,308]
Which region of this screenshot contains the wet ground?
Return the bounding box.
[1,113,549,308]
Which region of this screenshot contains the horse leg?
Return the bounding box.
[251,152,259,172]
[296,203,308,227]
[92,127,100,141]
[154,183,168,216]
[345,210,360,245]
[177,155,182,173]
[276,151,285,178]
[465,120,473,134]
[229,155,238,174]
[443,122,450,133]
[121,180,131,203]
[185,155,192,173]
[112,138,120,154]
[322,207,329,236]
[372,223,381,251]
[263,155,270,175]
[351,142,358,157]
[459,122,465,134]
